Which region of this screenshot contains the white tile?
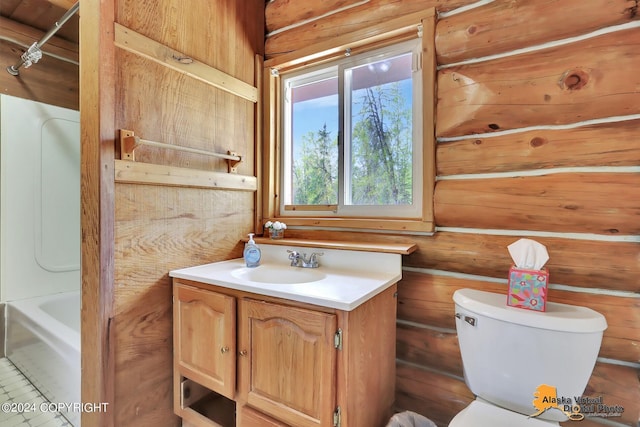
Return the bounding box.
[0,359,69,427]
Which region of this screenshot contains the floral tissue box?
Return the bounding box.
[507,266,549,312]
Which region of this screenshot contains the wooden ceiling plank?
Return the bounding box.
[0,15,78,62]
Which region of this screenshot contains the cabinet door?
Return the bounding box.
[238,299,337,427]
[174,283,236,399]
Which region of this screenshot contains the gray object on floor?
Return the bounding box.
[386,411,438,427]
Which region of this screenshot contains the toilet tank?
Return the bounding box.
[453,288,607,422]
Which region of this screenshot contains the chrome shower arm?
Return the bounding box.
[7,1,79,76]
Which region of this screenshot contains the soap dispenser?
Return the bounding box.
[243,233,261,268]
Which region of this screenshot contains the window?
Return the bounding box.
[281,40,422,218]
[263,10,435,232]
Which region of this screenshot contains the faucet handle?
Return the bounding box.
[302,252,324,268]
[309,252,324,261]
[287,250,301,266]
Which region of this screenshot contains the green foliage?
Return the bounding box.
[351,82,412,205]
[293,123,338,205]
[292,82,412,206]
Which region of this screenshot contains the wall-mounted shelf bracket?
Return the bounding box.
[227,151,241,173]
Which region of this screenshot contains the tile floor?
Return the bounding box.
[0,358,71,427]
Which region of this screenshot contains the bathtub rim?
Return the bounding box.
[5,290,80,355]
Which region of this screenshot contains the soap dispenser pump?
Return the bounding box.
[243,233,261,268]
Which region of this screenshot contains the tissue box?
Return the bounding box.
[507,266,549,312]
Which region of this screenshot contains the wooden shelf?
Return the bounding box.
[247,237,417,255]
[115,160,257,191]
[114,23,258,103]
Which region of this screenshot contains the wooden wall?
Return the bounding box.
[266,1,640,427]
[81,0,263,425]
[0,16,78,110]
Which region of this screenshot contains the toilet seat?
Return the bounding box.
[448,399,560,427]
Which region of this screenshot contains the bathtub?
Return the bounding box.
[6,291,81,426]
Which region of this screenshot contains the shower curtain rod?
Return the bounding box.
[6,1,79,76]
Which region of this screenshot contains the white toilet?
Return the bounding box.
[449,288,607,427]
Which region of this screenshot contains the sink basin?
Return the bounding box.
[231,265,326,284]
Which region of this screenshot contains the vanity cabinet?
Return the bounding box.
[173,279,397,427]
[174,285,236,400]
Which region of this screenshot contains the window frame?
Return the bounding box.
[261,9,436,233]
[281,40,423,218]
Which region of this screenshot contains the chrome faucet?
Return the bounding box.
[287,250,323,268]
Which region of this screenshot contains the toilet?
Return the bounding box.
[449,288,607,426]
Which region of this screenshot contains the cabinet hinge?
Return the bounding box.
[334,329,343,350]
[333,406,341,427]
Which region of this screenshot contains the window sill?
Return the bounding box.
[270,217,434,233]
[244,237,417,255]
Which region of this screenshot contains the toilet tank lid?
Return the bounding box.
[453,288,607,333]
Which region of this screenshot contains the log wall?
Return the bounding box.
[266,0,640,426]
[82,0,263,425]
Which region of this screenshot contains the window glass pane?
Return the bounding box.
[290,76,339,205]
[347,52,413,206]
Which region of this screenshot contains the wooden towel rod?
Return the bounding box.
[119,129,242,173]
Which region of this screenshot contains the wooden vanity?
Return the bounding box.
[170,241,415,427]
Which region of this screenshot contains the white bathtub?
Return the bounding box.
[6,291,81,426]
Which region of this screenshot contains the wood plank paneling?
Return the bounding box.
[437,27,640,137]
[83,0,264,426]
[397,272,640,364]
[403,232,640,293]
[435,0,639,65]
[0,40,78,110]
[2,0,79,44]
[0,16,78,61]
[434,173,640,235]
[0,16,78,110]
[118,0,260,82]
[115,51,255,175]
[264,0,476,58]
[80,0,116,425]
[114,23,258,102]
[112,184,253,425]
[113,280,175,426]
[437,119,640,176]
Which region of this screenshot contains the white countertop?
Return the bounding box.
[169,243,402,311]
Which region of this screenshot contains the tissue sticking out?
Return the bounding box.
[507,238,549,270]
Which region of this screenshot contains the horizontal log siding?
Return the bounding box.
[435,0,639,65]
[264,0,477,58]
[265,0,368,34]
[436,27,640,137]
[434,173,640,235]
[436,119,640,176]
[403,232,639,293]
[265,1,640,426]
[398,271,639,365]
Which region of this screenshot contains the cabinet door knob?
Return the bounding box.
[238,350,248,356]
[220,346,230,354]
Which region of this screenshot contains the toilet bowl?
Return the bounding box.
[449,289,607,426]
